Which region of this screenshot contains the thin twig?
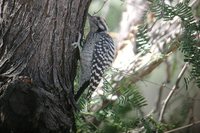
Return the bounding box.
[164,120,200,133]
[159,63,188,122]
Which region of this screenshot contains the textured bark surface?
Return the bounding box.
[0,0,91,132]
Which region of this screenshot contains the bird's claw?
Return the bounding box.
[71,32,82,51]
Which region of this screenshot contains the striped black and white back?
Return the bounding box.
[87,32,115,98]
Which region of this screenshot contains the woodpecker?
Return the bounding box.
[74,14,116,101]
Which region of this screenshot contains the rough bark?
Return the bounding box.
[0,0,91,132]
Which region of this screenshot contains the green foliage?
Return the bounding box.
[137,25,151,54]
[117,87,147,108]
[75,79,147,133]
[104,77,147,108]
[137,0,200,87]
[142,117,173,133]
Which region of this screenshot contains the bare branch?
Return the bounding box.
[164,120,200,133]
[159,63,189,122]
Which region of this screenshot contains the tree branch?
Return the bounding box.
[159,63,188,122]
[164,120,200,133]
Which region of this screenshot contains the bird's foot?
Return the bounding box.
[71,32,82,51]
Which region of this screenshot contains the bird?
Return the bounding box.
[73,14,116,101]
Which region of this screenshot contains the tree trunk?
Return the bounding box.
[0,0,91,132]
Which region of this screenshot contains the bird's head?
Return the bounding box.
[88,14,108,33]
